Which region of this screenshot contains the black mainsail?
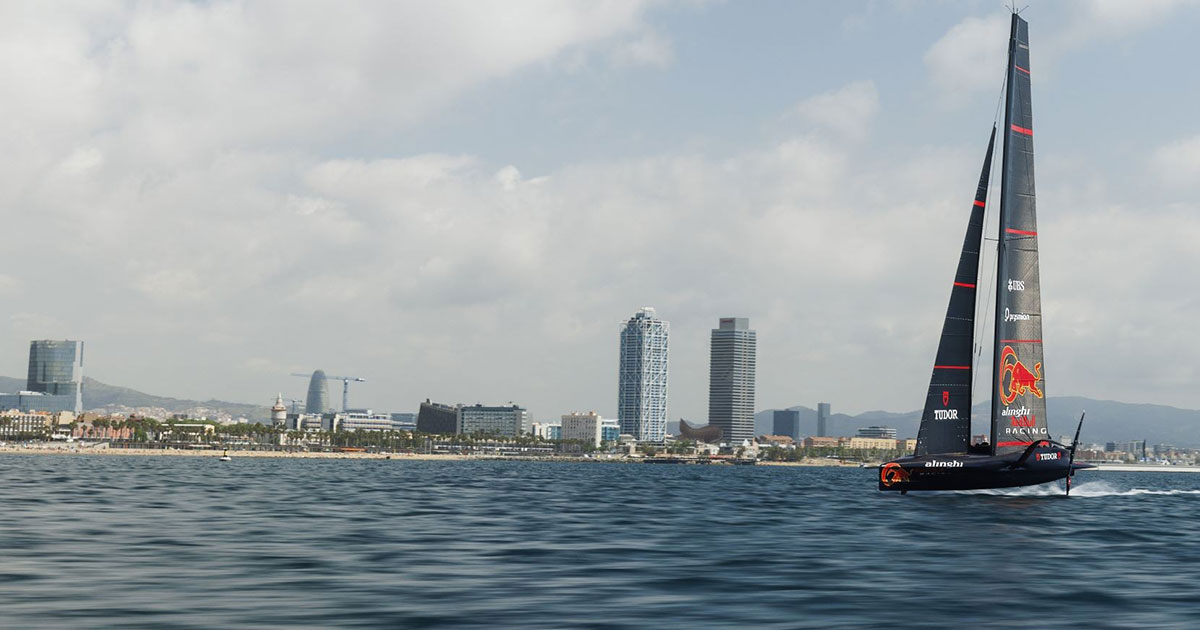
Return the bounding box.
[915,128,995,456]
[991,14,1048,455]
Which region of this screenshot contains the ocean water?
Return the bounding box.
[2,455,1198,629]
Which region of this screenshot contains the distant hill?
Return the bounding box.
[1,375,268,420]
[753,398,1200,447]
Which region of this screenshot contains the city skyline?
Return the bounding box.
[3,2,1200,422]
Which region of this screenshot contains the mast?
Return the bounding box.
[991,13,1048,455]
[914,128,995,456]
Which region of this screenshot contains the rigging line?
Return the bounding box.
[972,134,1001,409]
[973,48,1010,418]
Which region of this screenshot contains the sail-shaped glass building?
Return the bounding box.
[618,307,669,442]
[305,370,330,414]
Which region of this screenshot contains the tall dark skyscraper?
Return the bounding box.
[26,340,84,414]
[708,317,756,446]
[817,402,831,437]
[306,370,330,414]
[773,409,800,440]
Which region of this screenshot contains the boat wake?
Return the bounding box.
[957,480,1200,498]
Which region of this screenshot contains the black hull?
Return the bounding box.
[879,444,1093,492]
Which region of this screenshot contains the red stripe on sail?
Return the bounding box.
[1010,124,1033,136]
[1015,65,1030,75]
[1006,228,1037,236]
[934,365,970,370]
[953,282,976,288]
[1000,339,1042,343]
[997,441,1033,448]
[973,200,985,207]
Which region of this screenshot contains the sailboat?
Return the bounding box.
[878,12,1092,494]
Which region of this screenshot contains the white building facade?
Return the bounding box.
[618,307,669,442]
[561,411,605,447]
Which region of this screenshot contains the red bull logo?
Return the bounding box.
[880,462,910,487]
[999,345,1042,406]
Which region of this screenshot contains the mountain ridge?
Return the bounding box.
[0,375,269,420]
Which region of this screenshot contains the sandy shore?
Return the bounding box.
[0,445,467,461]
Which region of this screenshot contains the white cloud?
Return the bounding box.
[923,15,1009,107]
[1150,134,1200,188]
[926,3,1193,106]
[610,29,675,68]
[792,80,880,141]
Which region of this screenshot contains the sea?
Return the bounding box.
[1,455,1198,629]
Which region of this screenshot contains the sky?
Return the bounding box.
[2,0,1200,421]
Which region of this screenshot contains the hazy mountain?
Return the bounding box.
[754,398,1200,447]
[1,376,269,420]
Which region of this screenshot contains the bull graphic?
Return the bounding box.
[999,345,1043,406]
[880,462,910,487]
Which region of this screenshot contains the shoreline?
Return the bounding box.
[0,445,862,466]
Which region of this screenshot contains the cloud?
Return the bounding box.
[923,15,1009,107]
[610,29,675,68]
[926,3,1192,106]
[1,3,1198,420]
[1055,0,1192,47]
[791,80,879,141]
[1150,134,1200,188]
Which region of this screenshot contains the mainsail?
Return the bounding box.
[991,14,1048,455]
[915,128,995,456]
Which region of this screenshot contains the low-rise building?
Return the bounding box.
[803,436,842,449]
[757,435,795,447]
[336,410,393,432]
[285,413,326,432]
[417,400,459,435]
[390,413,416,432]
[561,411,605,447]
[846,437,898,450]
[458,404,530,437]
[601,419,620,444]
[856,426,897,439]
[0,409,59,438]
[531,422,562,440]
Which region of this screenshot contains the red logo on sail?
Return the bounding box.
[942,390,950,406]
[880,463,910,487]
[999,345,1043,406]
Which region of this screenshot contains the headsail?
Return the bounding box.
[991,14,1048,455]
[915,128,995,456]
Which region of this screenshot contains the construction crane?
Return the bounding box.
[286,398,304,415]
[290,372,366,412]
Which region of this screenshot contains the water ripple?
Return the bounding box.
[2,456,1200,628]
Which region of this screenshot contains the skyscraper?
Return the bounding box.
[708,317,756,446]
[773,409,800,440]
[817,402,831,437]
[26,340,84,414]
[618,307,669,442]
[306,370,330,414]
